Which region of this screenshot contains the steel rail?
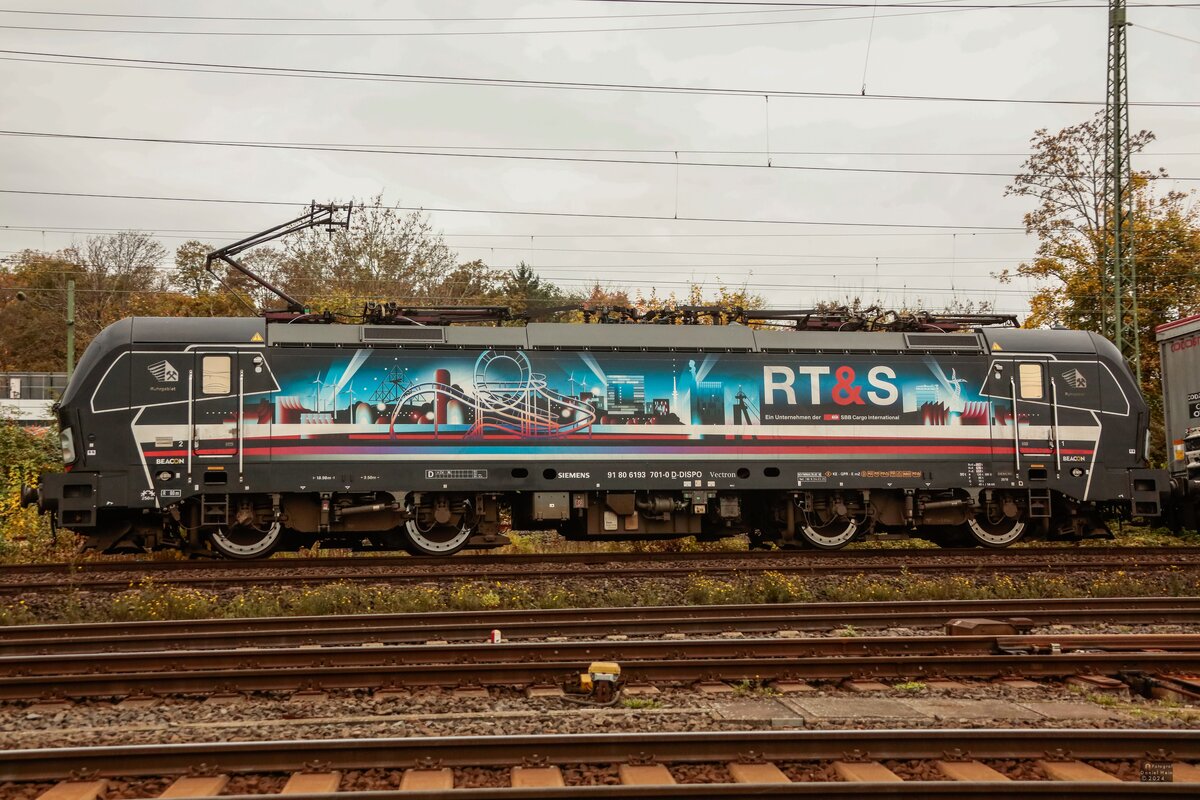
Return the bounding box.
[160,787,1195,798]
[3,729,1198,781]
[2,551,1197,594]
[181,790,1189,798]
[5,597,1199,653]
[6,647,1200,699]
[4,545,1199,575]
[7,634,1200,678]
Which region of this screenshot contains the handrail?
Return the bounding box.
[1011,378,1021,473]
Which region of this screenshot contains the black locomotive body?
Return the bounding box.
[25,316,1167,557]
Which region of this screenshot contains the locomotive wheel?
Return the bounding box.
[796,515,858,550]
[964,513,1026,548]
[402,519,473,557]
[209,521,282,559]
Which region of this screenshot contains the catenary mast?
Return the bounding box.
[1103,0,1140,381]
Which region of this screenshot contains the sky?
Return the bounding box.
[0,0,1197,319]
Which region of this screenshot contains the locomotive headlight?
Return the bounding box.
[59,428,76,465]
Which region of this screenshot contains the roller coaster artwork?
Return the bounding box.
[388,350,599,439]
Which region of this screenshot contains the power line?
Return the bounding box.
[0,224,1031,240]
[581,0,1197,7]
[8,130,1193,157]
[0,187,1026,231]
[1136,22,1200,44]
[0,0,1146,37]
[12,128,1194,181]
[0,7,840,22]
[1,49,1196,108]
[0,278,1037,299]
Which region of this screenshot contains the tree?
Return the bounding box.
[0,232,247,371]
[1003,110,1200,457]
[171,240,275,315]
[0,232,168,371]
[272,195,460,312]
[64,231,167,340]
[502,262,572,317]
[0,251,85,371]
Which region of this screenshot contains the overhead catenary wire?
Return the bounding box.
[1135,22,1200,44]
[6,0,1193,21]
[1,49,1197,108]
[0,188,1028,231]
[5,130,1196,182]
[0,224,1034,239]
[0,277,1042,300]
[581,0,1197,7]
[0,0,1176,37]
[17,128,1193,180]
[0,6,881,22]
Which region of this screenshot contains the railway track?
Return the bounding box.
[6,730,1199,796]
[6,596,1200,701]
[2,545,1198,594]
[5,596,1200,653]
[6,630,1200,700]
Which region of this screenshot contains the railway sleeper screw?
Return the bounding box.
[303,760,333,773]
[522,755,550,768]
[840,749,871,763]
[735,751,767,765]
[186,764,221,777]
[627,752,657,766]
[67,769,100,781]
[940,749,973,763]
[415,757,443,770]
[1042,748,1074,762]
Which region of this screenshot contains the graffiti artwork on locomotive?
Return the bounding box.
[23,314,1167,558]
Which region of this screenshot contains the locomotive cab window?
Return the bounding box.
[201,355,232,395]
[1018,362,1044,400]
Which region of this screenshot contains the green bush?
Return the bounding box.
[0,420,64,561]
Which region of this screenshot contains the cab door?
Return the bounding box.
[989,358,1055,470]
[192,351,240,463]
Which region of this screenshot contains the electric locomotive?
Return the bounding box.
[19,205,1169,557]
[22,307,1166,558]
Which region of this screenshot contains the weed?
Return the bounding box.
[621,697,662,709]
[732,679,777,696]
[893,681,927,693]
[833,625,860,638]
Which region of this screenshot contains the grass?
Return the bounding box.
[5,561,1200,626]
[4,518,1196,567]
[892,681,927,694]
[732,679,778,697]
[620,697,663,709]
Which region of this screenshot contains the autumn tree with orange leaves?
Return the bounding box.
[1003,111,1200,456]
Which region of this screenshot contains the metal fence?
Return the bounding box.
[0,373,67,401]
[0,373,66,424]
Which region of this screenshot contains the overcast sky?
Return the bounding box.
[1,0,1197,318]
